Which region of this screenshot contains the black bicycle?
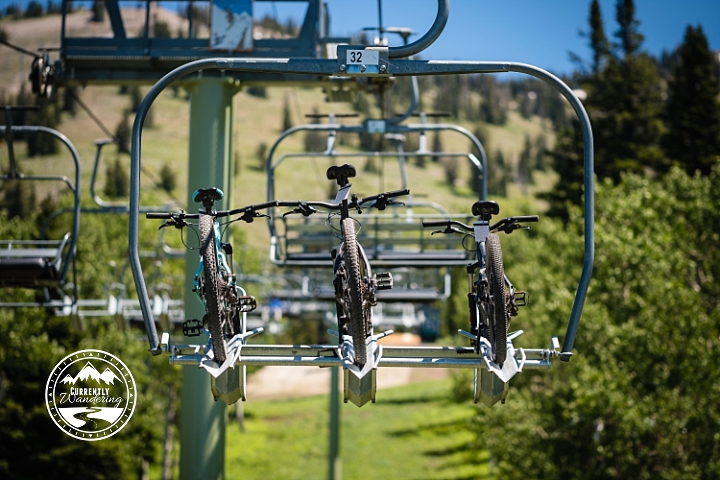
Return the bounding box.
[423,201,538,365]
[279,164,408,367]
[146,188,277,364]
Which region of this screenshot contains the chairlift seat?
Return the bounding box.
[0,235,70,288]
[273,212,475,267]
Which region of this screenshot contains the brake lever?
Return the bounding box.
[159,212,189,230]
[282,204,317,217]
[431,226,464,235]
[374,199,405,211]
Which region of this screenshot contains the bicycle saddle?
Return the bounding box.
[193,187,224,204]
[326,164,356,185]
[472,200,500,217]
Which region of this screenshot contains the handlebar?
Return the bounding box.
[145,200,279,221]
[278,188,410,214]
[422,215,539,235]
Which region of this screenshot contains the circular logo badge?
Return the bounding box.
[45,349,136,441]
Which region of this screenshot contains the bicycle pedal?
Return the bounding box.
[238,296,257,313]
[374,272,393,290]
[182,319,203,337]
[514,291,529,307]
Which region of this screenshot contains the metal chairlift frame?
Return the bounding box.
[129,0,593,405]
[265,115,488,268]
[0,108,81,308]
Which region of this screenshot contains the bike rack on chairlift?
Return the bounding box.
[129,0,593,407]
[0,106,81,308]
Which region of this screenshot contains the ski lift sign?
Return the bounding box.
[210,0,254,52]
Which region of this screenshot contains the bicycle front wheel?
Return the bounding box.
[199,214,227,363]
[486,233,508,366]
[341,217,368,367]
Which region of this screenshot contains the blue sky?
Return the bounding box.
[2,0,718,75]
[324,0,720,75]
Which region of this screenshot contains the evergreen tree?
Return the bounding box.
[615,0,643,56]
[489,149,508,198]
[104,157,129,198]
[159,163,177,193]
[517,133,534,191]
[589,0,609,73]
[91,0,104,22]
[469,123,490,196]
[545,0,663,219]
[662,25,720,176]
[281,95,293,132]
[114,112,131,154]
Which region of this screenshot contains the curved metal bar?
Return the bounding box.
[387,0,449,59]
[0,125,81,284]
[130,57,592,360]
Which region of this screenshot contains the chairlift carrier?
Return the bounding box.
[0,107,81,308]
[266,114,489,268]
[129,0,593,406]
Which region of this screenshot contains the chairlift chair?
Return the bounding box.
[0,106,81,308]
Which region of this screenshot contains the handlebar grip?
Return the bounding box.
[385,188,410,198]
[513,215,539,223]
[422,220,451,228]
[146,212,172,219]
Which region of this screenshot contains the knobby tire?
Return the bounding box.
[342,218,368,367]
[200,215,227,363]
[487,233,508,366]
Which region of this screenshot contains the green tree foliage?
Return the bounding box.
[159,163,177,193]
[114,111,131,154]
[0,176,37,220]
[24,0,43,18]
[46,1,61,15]
[153,19,172,38]
[104,157,129,198]
[281,95,293,132]
[545,0,664,219]
[470,167,720,479]
[0,200,181,478]
[614,0,643,56]
[489,149,509,198]
[517,133,534,190]
[589,0,610,73]
[662,25,720,176]
[91,0,104,22]
[25,98,59,157]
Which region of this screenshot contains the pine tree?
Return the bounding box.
[589,0,609,73]
[662,25,720,176]
[281,95,293,132]
[517,133,534,192]
[615,0,643,56]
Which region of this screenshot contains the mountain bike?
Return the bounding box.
[423,201,538,366]
[146,188,277,365]
[279,164,408,367]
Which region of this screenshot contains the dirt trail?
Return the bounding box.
[246,334,449,400]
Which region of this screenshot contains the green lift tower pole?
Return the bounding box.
[180,78,239,480]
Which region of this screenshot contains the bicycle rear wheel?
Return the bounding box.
[199,214,228,363]
[341,218,368,367]
[486,233,508,366]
